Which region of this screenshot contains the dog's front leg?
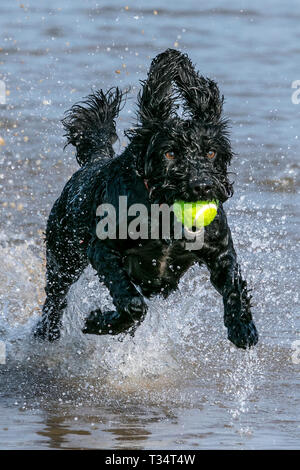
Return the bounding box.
[204,229,258,349]
[83,239,148,335]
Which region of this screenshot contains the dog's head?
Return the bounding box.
[126,49,234,205]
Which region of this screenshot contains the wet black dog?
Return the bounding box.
[34,49,258,349]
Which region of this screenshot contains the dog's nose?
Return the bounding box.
[190,179,213,198]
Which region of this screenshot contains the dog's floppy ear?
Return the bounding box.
[136,49,224,125]
[174,52,224,124]
[136,49,185,124]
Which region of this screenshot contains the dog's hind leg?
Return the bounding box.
[34,250,87,341]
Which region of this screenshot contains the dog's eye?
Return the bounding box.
[165,151,175,160]
[206,150,216,159]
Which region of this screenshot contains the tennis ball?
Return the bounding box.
[173,200,219,228]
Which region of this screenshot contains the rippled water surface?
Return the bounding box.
[0,0,299,449]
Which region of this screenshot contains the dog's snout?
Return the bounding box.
[190,179,213,198]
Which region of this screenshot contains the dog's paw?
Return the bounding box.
[83,297,147,336]
[33,317,61,342]
[119,295,148,321]
[82,309,127,335]
[227,319,258,349]
[83,305,145,336]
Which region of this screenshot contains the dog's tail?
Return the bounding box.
[62,87,123,167]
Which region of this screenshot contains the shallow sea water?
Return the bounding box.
[0,0,299,449]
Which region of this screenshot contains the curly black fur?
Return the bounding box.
[62,87,123,166]
[33,49,258,349]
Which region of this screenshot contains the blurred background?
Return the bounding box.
[0,0,299,450]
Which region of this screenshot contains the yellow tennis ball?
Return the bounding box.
[173,200,219,228]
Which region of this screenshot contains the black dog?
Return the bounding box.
[34,49,258,349]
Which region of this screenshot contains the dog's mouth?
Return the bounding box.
[143,176,233,205]
[183,180,233,204]
[181,191,216,203]
[147,187,218,206]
